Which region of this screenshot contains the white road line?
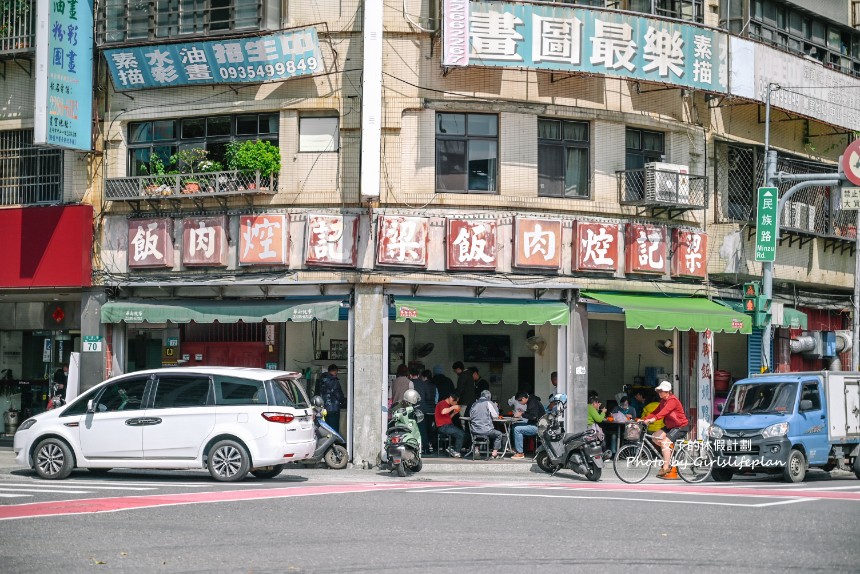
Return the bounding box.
[437,485,796,500]
[0,488,91,494]
[0,493,33,498]
[0,482,156,491]
[415,490,771,508]
[753,498,812,508]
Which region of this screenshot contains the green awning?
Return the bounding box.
[721,300,807,330]
[582,292,752,334]
[395,297,569,326]
[101,299,344,324]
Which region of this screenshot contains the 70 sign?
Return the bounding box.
[83,336,102,352]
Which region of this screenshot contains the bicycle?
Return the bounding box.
[612,420,714,483]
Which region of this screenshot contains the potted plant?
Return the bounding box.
[225,140,281,191]
[140,154,171,196]
[171,147,211,193]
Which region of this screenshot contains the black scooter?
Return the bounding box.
[304,396,349,469]
[534,394,604,481]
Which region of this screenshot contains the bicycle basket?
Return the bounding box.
[624,422,643,442]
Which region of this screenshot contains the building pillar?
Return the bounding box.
[350,284,386,468]
[570,302,589,434]
[79,288,107,392]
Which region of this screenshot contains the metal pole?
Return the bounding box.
[761,151,778,370]
[854,209,860,370]
[763,83,774,181]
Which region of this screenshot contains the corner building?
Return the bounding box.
[80,0,858,467]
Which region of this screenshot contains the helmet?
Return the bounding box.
[311,395,324,409]
[403,389,420,405]
[551,393,568,404]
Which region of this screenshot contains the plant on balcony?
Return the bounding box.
[224,140,281,190]
[0,0,30,40]
[140,154,175,196]
[171,148,211,193]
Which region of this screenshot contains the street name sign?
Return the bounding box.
[755,187,778,262]
[842,187,860,210]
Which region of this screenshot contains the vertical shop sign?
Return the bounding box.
[626,223,666,275]
[514,217,562,269]
[239,214,288,265]
[305,214,359,267]
[697,329,714,441]
[443,0,471,66]
[34,0,95,150]
[671,228,707,278]
[376,215,429,267]
[446,219,497,270]
[574,221,619,272]
[127,218,174,268]
[182,215,228,267]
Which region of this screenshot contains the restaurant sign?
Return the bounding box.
[514,217,562,270]
[574,221,620,272]
[128,218,174,268]
[182,216,228,267]
[305,214,359,267]
[446,219,497,270]
[239,214,288,265]
[670,228,707,279]
[103,27,322,91]
[442,1,728,94]
[626,223,666,275]
[376,215,429,267]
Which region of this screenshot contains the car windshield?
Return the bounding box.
[722,382,798,415]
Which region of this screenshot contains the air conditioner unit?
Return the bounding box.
[644,162,690,204]
[782,202,815,231]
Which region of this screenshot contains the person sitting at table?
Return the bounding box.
[611,395,634,422]
[469,390,507,459]
[435,393,465,458]
[511,392,545,459]
[587,394,611,459]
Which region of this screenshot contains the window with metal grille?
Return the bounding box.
[435,112,498,194]
[98,0,269,44]
[127,113,278,176]
[615,0,703,23]
[0,129,63,206]
[538,118,590,199]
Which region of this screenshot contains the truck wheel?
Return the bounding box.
[782,449,807,483]
[853,456,860,481]
[710,467,734,482]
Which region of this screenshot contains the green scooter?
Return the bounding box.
[382,390,424,477]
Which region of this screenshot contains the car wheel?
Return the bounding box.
[710,467,734,482]
[34,438,74,480]
[207,440,251,482]
[250,465,284,479]
[783,448,807,483]
[87,468,112,476]
[324,445,349,470]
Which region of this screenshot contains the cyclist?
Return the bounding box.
[643,381,689,480]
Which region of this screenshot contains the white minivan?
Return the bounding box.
[13,367,316,481]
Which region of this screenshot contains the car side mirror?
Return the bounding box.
[799,399,813,412]
[86,399,95,413]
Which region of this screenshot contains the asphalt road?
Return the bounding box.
[1,454,858,574]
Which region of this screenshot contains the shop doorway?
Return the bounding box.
[517,357,535,396]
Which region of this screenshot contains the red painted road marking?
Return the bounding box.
[0,481,468,521]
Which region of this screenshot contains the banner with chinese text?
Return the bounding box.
[104,27,322,91]
[443,1,728,94]
[34,0,94,150]
[696,329,714,441]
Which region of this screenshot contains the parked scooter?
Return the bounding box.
[534,394,604,481]
[305,395,349,469]
[382,389,423,477]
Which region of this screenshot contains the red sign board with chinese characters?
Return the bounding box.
[671,229,708,279]
[239,214,287,265]
[626,224,666,275]
[514,217,562,269]
[128,218,174,269]
[182,215,228,267]
[574,221,620,272]
[376,215,429,267]
[446,219,497,270]
[305,214,359,267]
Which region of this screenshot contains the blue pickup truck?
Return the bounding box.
[708,371,860,482]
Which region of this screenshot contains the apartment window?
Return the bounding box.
[299,117,339,152]
[435,113,498,194]
[127,113,278,176]
[99,0,268,44]
[625,128,664,170]
[0,130,63,206]
[623,0,703,23]
[538,119,589,199]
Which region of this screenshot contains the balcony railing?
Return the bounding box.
[616,167,707,215]
[105,170,277,201]
[0,0,35,56]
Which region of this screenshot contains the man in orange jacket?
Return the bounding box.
[643,381,689,479]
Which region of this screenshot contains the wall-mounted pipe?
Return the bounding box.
[790,335,815,354]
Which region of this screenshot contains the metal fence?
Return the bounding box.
[616,166,707,208]
[105,170,276,201]
[0,0,35,55]
[713,141,851,238]
[0,129,63,206]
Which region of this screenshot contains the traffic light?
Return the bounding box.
[742,281,771,328]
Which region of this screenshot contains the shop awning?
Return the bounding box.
[101,299,344,324]
[721,300,808,330]
[581,292,752,334]
[394,297,569,326]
